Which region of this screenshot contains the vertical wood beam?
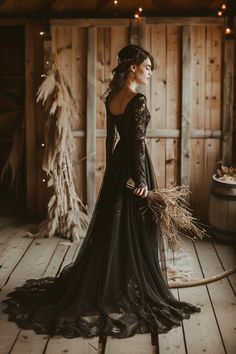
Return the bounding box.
[43,37,52,71]
[86,26,97,214]
[129,18,147,46]
[129,18,148,97]
[138,18,147,48]
[138,18,148,97]
[129,19,139,44]
[222,39,235,165]
[25,24,36,216]
[181,26,192,186]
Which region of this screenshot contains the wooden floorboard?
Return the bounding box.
[177,239,226,354]
[0,228,34,289]
[194,239,236,354]
[0,223,235,353]
[10,332,49,354]
[10,239,97,354]
[43,240,100,354]
[158,289,186,354]
[105,333,153,354]
[213,241,236,293]
[0,237,60,354]
[45,336,99,354]
[0,217,16,231]
[9,240,70,354]
[0,222,31,258]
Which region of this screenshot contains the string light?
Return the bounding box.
[221,3,227,10]
[41,143,45,147]
[39,17,51,38]
[112,0,143,19]
[40,74,46,78]
[225,27,232,34]
[42,178,46,183]
[225,9,234,37]
[216,1,234,38]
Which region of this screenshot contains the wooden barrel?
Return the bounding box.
[209,174,236,236]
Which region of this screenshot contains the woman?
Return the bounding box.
[3,44,200,339]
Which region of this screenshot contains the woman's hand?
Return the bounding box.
[133,185,149,198]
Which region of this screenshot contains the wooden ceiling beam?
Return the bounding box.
[152,0,163,10]
[0,0,7,7]
[96,0,112,12]
[50,0,67,8]
[37,0,68,14]
[37,0,62,14]
[0,9,230,19]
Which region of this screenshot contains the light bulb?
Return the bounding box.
[114,0,118,4]
[217,11,223,16]
[39,31,45,36]
[42,178,46,183]
[134,13,140,19]
[40,74,46,78]
[225,27,232,34]
[41,143,45,147]
[138,7,143,12]
[221,3,226,10]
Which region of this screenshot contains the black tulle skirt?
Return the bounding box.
[3,139,200,338]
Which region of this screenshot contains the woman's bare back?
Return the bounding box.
[108,90,138,116]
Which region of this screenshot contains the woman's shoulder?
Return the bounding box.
[134,92,146,100]
[132,93,147,112]
[122,92,147,117]
[105,90,146,103]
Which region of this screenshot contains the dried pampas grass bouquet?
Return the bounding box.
[126,178,208,251]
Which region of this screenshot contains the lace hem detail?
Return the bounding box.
[3,276,201,339]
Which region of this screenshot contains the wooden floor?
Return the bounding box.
[0,218,235,354]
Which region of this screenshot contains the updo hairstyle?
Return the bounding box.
[104,44,155,100]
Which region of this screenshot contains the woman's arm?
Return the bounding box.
[132,94,148,198]
[105,112,117,171]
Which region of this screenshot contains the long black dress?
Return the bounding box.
[3,93,200,339]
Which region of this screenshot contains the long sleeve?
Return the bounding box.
[105,112,117,170]
[132,94,147,188]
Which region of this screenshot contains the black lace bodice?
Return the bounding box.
[105,93,150,189]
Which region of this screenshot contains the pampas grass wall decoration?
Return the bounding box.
[34,60,90,242]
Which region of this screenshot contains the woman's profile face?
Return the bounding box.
[132,57,153,85]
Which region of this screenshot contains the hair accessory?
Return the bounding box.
[117,56,138,65]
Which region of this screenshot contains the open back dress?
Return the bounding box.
[3,92,200,339]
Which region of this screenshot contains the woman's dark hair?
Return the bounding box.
[103,44,155,100]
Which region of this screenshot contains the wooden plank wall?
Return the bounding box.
[144,24,223,219]
[145,25,181,190]
[189,25,222,219]
[51,23,130,212]
[51,25,87,212]
[96,26,129,196]
[233,32,236,166]
[30,18,228,221]
[25,23,50,218]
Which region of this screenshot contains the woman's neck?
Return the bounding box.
[118,80,138,97]
[125,78,138,93]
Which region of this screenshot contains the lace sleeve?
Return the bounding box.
[131,94,147,188]
[105,111,116,170]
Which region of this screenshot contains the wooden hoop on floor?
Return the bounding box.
[168,267,236,288]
